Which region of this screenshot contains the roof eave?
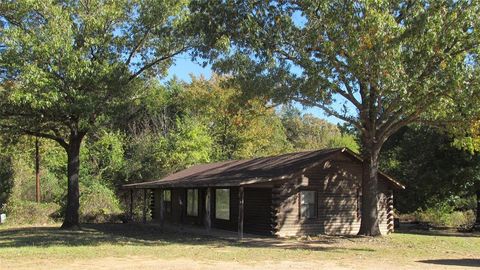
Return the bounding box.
[121,173,300,189]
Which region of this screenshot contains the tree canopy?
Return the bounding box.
[193,0,480,235]
[0,0,216,228]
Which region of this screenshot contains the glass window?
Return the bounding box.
[300,190,316,219]
[163,190,171,214]
[186,189,198,216]
[163,190,171,202]
[215,189,230,220]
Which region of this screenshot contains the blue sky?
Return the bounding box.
[166,53,344,125]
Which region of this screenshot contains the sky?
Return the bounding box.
[165,53,345,125]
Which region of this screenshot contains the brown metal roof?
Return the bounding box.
[123,148,405,189]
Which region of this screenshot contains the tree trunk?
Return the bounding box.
[475,189,480,229]
[358,144,382,236]
[35,137,41,203]
[60,131,84,230]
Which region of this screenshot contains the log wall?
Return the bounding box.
[273,153,393,237]
[149,153,395,237]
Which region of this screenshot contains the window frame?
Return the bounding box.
[186,189,199,217]
[299,190,317,220]
[215,188,230,220]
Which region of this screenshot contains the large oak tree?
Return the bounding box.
[0,0,215,229]
[193,0,480,235]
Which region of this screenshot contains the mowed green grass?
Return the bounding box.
[0,223,478,265]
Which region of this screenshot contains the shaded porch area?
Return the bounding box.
[123,184,275,238]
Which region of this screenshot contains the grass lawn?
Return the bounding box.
[0,223,479,269]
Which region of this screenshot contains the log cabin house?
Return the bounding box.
[123,148,404,237]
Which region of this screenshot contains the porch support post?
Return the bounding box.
[179,190,184,230]
[238,186,244,239]
[129,189,134,221]
[205,187,212,232]
[159,188,165,231]
[142,189,147,224]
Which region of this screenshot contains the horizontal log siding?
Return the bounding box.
[272,175,303,236]
[274,153,393,236]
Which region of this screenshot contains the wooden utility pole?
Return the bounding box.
[35,137,41,203]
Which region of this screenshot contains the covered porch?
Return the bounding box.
[123,179,283,238]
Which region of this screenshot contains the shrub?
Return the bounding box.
[412,203,476,228]
[3,199,60,225]
[79,182,123,223]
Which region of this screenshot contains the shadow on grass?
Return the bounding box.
[395,227,480,238]
[0,223,368,253]
[418,259,480,268]
[0,224,217,248]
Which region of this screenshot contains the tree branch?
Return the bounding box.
[276,45,363,112]
[0,124,69,149]
[25,130,69,149]
[128,47,187,82]
[394,0,416,24]
[292,96,364,133]
[125,27,152,66]
[379,110,421,143]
